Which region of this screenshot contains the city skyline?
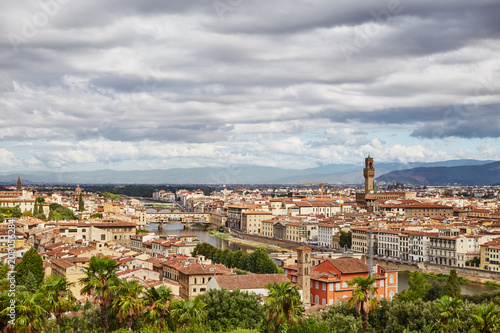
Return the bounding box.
[1,1,499,173]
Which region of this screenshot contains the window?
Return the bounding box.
[322,283,326,290]
[389,274,394,284]
[329,283,333,291]
[101,235,106,241]
[315,281,319,289]
[315,295,319,304]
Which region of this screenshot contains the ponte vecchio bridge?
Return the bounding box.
[146,208,211,229]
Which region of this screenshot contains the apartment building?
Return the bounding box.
[286,222,307,242]
[377,230,400,259]
[351,228,378,255]
[428,228,460,266]
[241,210,273,235]
[318,223,340,248]
[408,231,433,263]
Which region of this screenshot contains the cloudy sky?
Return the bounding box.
[1,0,499,172]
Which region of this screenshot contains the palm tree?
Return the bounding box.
[471,302,499,333]
[436,295,463,332]
[346,275,378,333]
[264,281,304,332]
[4,290,46,333]
[42,275,76,332]
[169,299,207,331]
[79,256,120,333]
[113,279,144,331]
[143,286,173,328]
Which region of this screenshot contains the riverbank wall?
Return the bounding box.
[228,229,302,251]
[373,257,500,283]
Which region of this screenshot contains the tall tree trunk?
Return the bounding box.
[127,315,133,331]
[100,303,108,333]
[361,308,368,333]
[362,309,368,333]
[56,313,61,333]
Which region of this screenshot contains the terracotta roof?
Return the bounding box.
[327,258,369,274]
[213,274,289,290]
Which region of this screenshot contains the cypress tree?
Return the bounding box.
[33,202,38,215]
[24,270,38,293]
[78,193,85,212]
[15,247,45,286]
[48,209,54,221]
[445,269,461,298]
[38,203,43,216]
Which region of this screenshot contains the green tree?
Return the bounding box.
[198,288,265,331]
[264,281,304,332]
[436,295,464,332]
[143,286,173,328]
[425,279,446,302]
[15,248,44,287]
[42,275,76,332]
[35,196,45,204]
[33,201,38,215]
[12,205,22,218]
[49,203,76,221]
[22,210,34,218]
[471,302,500,333]
[3,290,47,333]
[339,231,352,249]
[347,275,378,333]
[445,269,461,298]
[169,299,207,331]
[78,193,85,212]
[79,256,120,333]
[246,249,278,274]
[399,271,430,301]
[113,279,144,331]
[48,209,54,221]
[24,271,38,293]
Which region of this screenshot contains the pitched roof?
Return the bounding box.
[327,258,369,274]
[213,274,289,290]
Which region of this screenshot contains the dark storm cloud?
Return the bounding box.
[319,104,500,139]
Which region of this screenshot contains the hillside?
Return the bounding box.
[0,159,495,185]
[377,161,500,186]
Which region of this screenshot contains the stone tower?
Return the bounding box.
[16,177,21,192]
[363,155,375,194]
[296,245,311,306]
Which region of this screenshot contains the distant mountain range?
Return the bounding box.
[377,161,500,186]
[0,159,496,185]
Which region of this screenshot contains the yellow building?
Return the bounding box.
[241,210,273,235]
[51,257,90,299]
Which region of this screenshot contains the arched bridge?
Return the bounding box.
[146,212,211,229]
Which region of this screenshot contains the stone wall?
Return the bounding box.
[420,262,500,282]
[228,229,301,251]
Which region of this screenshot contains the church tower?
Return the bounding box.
[16,177,21,192]
[296,245,311,306]
[363,155,375,194]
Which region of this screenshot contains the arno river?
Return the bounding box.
[149,223,498,296]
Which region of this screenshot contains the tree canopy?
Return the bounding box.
[198,288,265,332]
[193,243,278,274]
[15,247,44,287]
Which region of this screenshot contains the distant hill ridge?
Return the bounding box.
[376,161,500,186]
[0,159,496,185]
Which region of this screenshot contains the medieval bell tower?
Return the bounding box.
[364,155,375,194]
[296,245,311,306]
